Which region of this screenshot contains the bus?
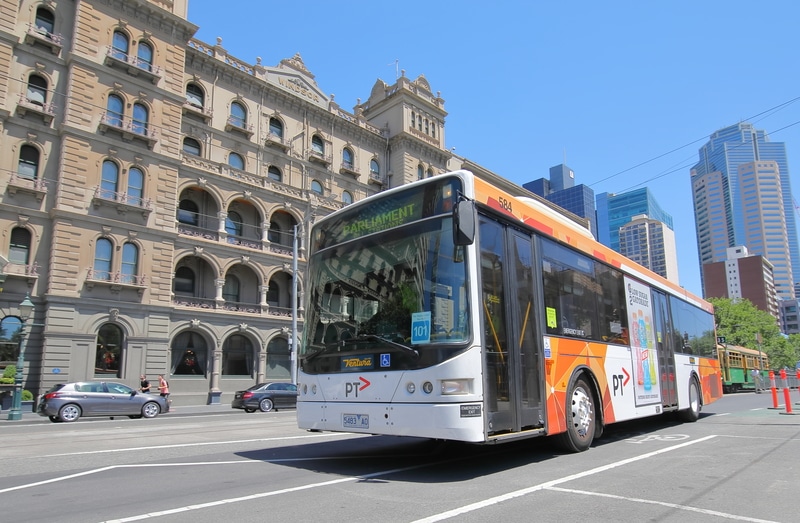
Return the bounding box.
[717,344,768,393]
[296,170,722,452]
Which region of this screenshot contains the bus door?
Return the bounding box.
[652,290,677,407]
[479,216,543,434]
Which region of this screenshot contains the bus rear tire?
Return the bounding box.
[554,376,596,453]
[678,378,701,423]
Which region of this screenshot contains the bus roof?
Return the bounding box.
[468,172,712,313]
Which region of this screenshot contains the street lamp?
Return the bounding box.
[7,293,35,421]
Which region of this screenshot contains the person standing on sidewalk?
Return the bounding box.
[751,368,763,393]
[158,374,171,410]
[139,375,150,393]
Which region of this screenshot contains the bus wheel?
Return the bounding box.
[555,377,595,452]
[678,378,701,422]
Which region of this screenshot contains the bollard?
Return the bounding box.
[796,369,800,406]
[780,368,799,415]
[769,370,780,409]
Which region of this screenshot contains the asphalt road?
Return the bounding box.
[0,391,798,523]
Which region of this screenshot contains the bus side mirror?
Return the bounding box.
[453,199,476,245]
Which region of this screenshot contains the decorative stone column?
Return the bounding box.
[208,338,223,404]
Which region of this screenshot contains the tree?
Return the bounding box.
[710,297,799,369]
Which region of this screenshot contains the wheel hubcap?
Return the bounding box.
[570,387,593,438]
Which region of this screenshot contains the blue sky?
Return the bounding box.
[187,1,800,297]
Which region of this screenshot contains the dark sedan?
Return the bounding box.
[37,381,168,422]
[231,382,298,412]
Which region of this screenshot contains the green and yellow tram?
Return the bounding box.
[717,344,768,393]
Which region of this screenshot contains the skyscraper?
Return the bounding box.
[619,214,680,281]
[524,164,597,239]
[595,188,673,252]
[690,123,798,299]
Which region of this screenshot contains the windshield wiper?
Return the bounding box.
[358,334,419,359]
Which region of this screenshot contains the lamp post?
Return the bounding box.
[7,293,35,421]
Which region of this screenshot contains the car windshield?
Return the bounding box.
[300,215,470,373]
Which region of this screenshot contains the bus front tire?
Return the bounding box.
[678,378,701,422]
[554,377,596,453]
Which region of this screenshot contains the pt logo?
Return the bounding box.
[613,368,630,396]
[345,376,371,397]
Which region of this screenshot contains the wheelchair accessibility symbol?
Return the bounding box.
[380,353,391,367]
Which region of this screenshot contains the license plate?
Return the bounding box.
[342,413,369,429]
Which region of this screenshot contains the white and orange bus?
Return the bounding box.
[296,170,722,451]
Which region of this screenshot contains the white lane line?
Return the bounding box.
[39,432,351,458]
[102,462,434,523]
[410,435,718,523]
[546,486,778,523]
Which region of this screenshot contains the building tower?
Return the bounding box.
[595,188,673,252]
[618,214,680,282]
[523,164,597,239]
[690,122,798,299]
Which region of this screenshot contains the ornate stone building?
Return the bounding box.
[0,0,450,403]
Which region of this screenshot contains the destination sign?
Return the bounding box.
[311,177,462,250]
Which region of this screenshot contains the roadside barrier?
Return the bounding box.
[797,369,800,406]
[779,369,799,416]
[769,371,781,409]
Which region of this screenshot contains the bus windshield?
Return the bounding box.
[300,215,470,373]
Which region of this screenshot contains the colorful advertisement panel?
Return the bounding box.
[625,276,661,406]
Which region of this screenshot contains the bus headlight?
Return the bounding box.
[422,381,433,394]
[406,382,416,394]
[441,379,470,395]
[311,385,317,395]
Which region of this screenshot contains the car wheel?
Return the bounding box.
[259,398,274,412]
[58,404,81,422]
[244,408,256,413]
[48,415,62,423]
[141,401,160,419]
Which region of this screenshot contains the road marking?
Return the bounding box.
[99,462,435,522]
[546,487,778,522]
[411,435,719,523]
[38,432,351,458]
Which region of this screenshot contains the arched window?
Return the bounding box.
[172,331,206,376]
[225,210,243,237]
[111,30,128,61]
[311,135,324,154]
[177,199,198,225]
[266,280,280,306]
[342,191,353,205]
[342,148,354,169]
[182,137,201,156]
[96,323,124,377]
[93,238,113,281]
[427,168,434,178]
[131,102,148,135]
[185,83,204,108]
[17,145,39,179]
[311,180,323,195]
[0,316,24,364]
[34,8,55,35]
[222,274,240,302]
[269,117,283,138]
[26,74,47,106]
[265,337,290,379]
[9,227,31,265]
[268,222,284,245]
[222,334,253,376]
[121,242,138,284]
[229,101,246,128]
[100,160,119,199]
[417,165,424,181]
[106,94,124,127]
[173,266,195,294]
[136,41,153,71]
[267,165,282,182]
[370,159,380,176]
[127,167,144,203]
[228,152,244,170]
